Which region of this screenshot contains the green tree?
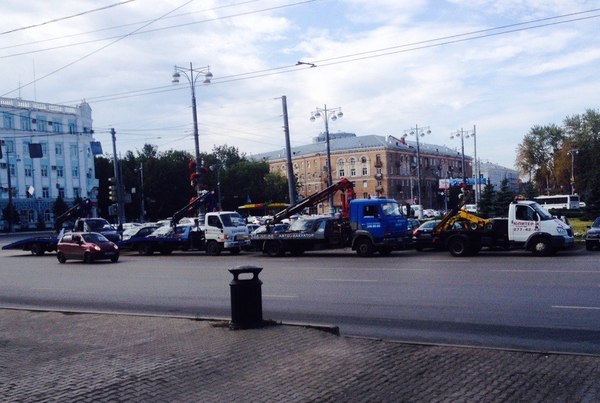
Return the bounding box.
[478,182,495,218]
[494,178,516,217]
[52,196,69,229]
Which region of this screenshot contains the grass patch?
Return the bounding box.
[569,218,593,239]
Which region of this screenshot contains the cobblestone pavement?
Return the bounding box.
[1,309,600,402]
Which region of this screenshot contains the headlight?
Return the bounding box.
[556,227,566,235]
[93,245,101,251]
[114,244,119,250]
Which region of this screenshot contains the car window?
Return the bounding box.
[593,218,600,228]
[221,213,245,227]
[82,233,109,243]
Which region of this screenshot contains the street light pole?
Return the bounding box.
[568,149,579,195]
[403,125,431,218]
[310,104,343,216]
[171,62,212,197]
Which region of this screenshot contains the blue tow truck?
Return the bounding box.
[250,178,409,257]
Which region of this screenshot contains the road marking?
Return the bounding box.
[316,279,378,283]
[493,270,599,273]
[552,305,600,310]
[263,295,298,299]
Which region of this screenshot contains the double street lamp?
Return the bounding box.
[171,62,213,197]
[310,105,343,216]
[450,126,478,202]
[403,125,431,217]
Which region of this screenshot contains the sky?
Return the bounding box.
[1,0,599,170]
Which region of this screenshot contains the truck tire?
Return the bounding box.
[229,247,241,255]
[138,244,153,256]
[290,246,305,256]
[448,236,469,257]
[355,238,374,257]
[159,248,173,255]
[531,237,554,256]
[206,241,221,256]
[264,240,284,257]
[84,252,93,264]
[30,243,45,256]
[378,247,393,256]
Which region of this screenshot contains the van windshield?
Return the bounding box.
[530,203,553,220]
[220,213,245,227]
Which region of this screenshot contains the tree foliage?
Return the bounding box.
[516,108,600,208]
[95,144,290,222]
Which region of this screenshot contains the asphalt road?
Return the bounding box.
[1,236,600,354]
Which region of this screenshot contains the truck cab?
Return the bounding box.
[202,211,250,255]
[508,200,574,254]
[349,198,408,255]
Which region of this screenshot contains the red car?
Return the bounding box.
[57,232,119,263]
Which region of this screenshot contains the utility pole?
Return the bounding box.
[281,96,296,206]
[111,128,125,229]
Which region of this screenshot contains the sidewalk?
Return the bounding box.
[1,309,599,402]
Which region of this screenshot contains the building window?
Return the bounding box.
[337,158,344,166]
[55,143,63,156]
[70,144,78,158]
[9,164,15,176]
[56,166,64,177]
[363,192,369,199]
[349,157,356,165]
[315,183,319,191]
[3,113,14,129]
[44,209,51,222]
[73,188,80,198]
[72,167,79,177]
[42,188,49,198]
[5,140,15,153]
[68,121,77,134]
[362,167,368,175]
[339,169,345,178]
[58,188,65,198]
[23,142,31,155]
[350,168,356,177]
[41,165,48,177]
[41,142,48,156]
[20,115,31,131]
[376,167,382,174]
[36,117,48,132]
[361,156,367,164]
[308,184,312,192]
[24,165,32,177]
[53,122,62,133]
[363,180,368,188]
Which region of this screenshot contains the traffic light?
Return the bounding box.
[108,177,117,201]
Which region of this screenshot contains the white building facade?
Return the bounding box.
[0,97,99,230]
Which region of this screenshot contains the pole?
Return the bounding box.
[139,162,145,222]
[459,128,466,186]
[3,141,13,232]
[323,105,334,216]
[189,62,202,196]
[217,167,222,211]
[473,125,478,204]
[281,96,296,205]
[111,128,125,228]
[415,125,422,208]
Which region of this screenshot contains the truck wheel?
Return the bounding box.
[531,237,553,256]
[448,236,469,257]
[290,247,305,256]
[30,243,45,256]
[229,247,241,255]
[138,244,153,256]
[57,252,67,264]
[355,238,374,257]
[206,241,222,256]
[264,240,284,257]
[110,255,119,263]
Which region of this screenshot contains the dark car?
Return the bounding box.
[585,217,600,251]
[412,220,441,251]
[121,225,159,241]
[57,232,119,263]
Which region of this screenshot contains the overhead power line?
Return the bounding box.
[0,0,136,36]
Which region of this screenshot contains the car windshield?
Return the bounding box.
[530,203,553,220]
[82,233,109,243]
[123,228,139,237]
[593,217,600,228]
[86,219,114,231]
[220,213,245,227]
[381,202,402,216]
[290,218,320,232]
[150,226,173,237]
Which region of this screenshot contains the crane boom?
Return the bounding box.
[268,178,355,225]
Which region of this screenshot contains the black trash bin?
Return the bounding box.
[229,265,263,329]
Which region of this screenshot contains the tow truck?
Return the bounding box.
[431,195,574,256]
[1,199,115,255]
[250,178,409,257]
[119,190,250,255]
